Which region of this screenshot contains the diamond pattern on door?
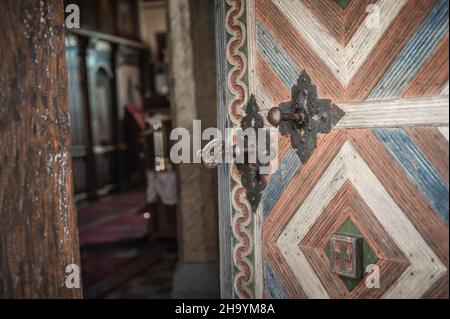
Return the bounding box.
[264,132,448,299]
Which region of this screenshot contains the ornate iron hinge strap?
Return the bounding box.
[236,95,267,212]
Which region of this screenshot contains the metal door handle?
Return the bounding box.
[199,71,344,213]
[267,106,305,127]
[266,70,345,163]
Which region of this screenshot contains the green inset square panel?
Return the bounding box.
[324,218,378,292]
[335,0,352,10]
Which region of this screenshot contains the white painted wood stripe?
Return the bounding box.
[276,150,348,299]
[247,0,257,97]
[438,126,449,142]
[254,203,264,299]
[345,143,447,298]
[256,86,275,112]
[344,0,406,85]
[273,0,406,85]
[276,142,447,298]
[277,241,331,299]
[256,87,279,128]
[440,81,449,96]
[248,0,264,299]
[273,0,344,82]
[336,96,449,128]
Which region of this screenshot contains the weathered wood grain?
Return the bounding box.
[336,96,449,128]
[342,0,377,46]
[215,0,234,299]
[402,36,449,98]
[221,0,449,299]
[348,130,449,268]
[277,140,446,298]
[264,262,288,299]
[422,272,449,299]
[405,127,449,183]
[302,0,345,45]
[264,243,308,299]
[301,182,409,299]
[274,0,407,86]
[0,0,82,298]
[374,128,448,223]
[346,0,434,101]
[256,0,344,100]
[264,129,347,242]
[369,0,448,100]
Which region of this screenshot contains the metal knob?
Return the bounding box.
[267,106,305,127]
[198,139,257,169]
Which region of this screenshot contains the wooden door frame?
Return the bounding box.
[215,0,263,299]
[0,0,82,298]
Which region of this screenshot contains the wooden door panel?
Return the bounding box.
[257,0,449,299]
[216,0,449,299]
[263,129,448,298]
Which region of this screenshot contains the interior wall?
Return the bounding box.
[168,0,220,298]
[139,0,167,61]
[168,0,218,264]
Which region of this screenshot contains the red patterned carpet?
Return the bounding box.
[78,190,147,229]
[77,190,178,299]
[79,213,148,247]
[78,190,148,247]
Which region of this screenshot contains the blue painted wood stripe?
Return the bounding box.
[368,0,449,100]
[256,22,302,88]
[256,23,304,219]
[263,148,302,218]
[374,128,449,224]
[264,262,288,299]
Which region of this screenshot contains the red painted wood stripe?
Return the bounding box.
[263,289,272,299]
[303,0,376,46]
[264,243,308,298]
[402,36,449,98]
[345,0,435,102]
[256,53,292,107]
[263,129,347,243]
[405,127,449,184]
[256,53,293,161]
[422,272,449,299]
[256,0,345,101]
[301,181,409,299]
[303,0,345,45]
[300,246,347,298]
[347,129,449,268]
[342,0,377,46]
[301,182,408,261]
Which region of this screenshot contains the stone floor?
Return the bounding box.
[82,239,178,299]
[104,240,178,299]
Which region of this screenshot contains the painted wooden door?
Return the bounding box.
[216,0,449,299]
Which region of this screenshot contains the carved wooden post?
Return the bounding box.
[0,0,82,298]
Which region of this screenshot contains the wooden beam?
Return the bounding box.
[68,28,148,49]
[0,0,82,298]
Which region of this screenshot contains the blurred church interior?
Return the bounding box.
[63,0,219,299]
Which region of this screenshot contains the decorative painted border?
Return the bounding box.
[226,0,254,299]
[216,0,257,299]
